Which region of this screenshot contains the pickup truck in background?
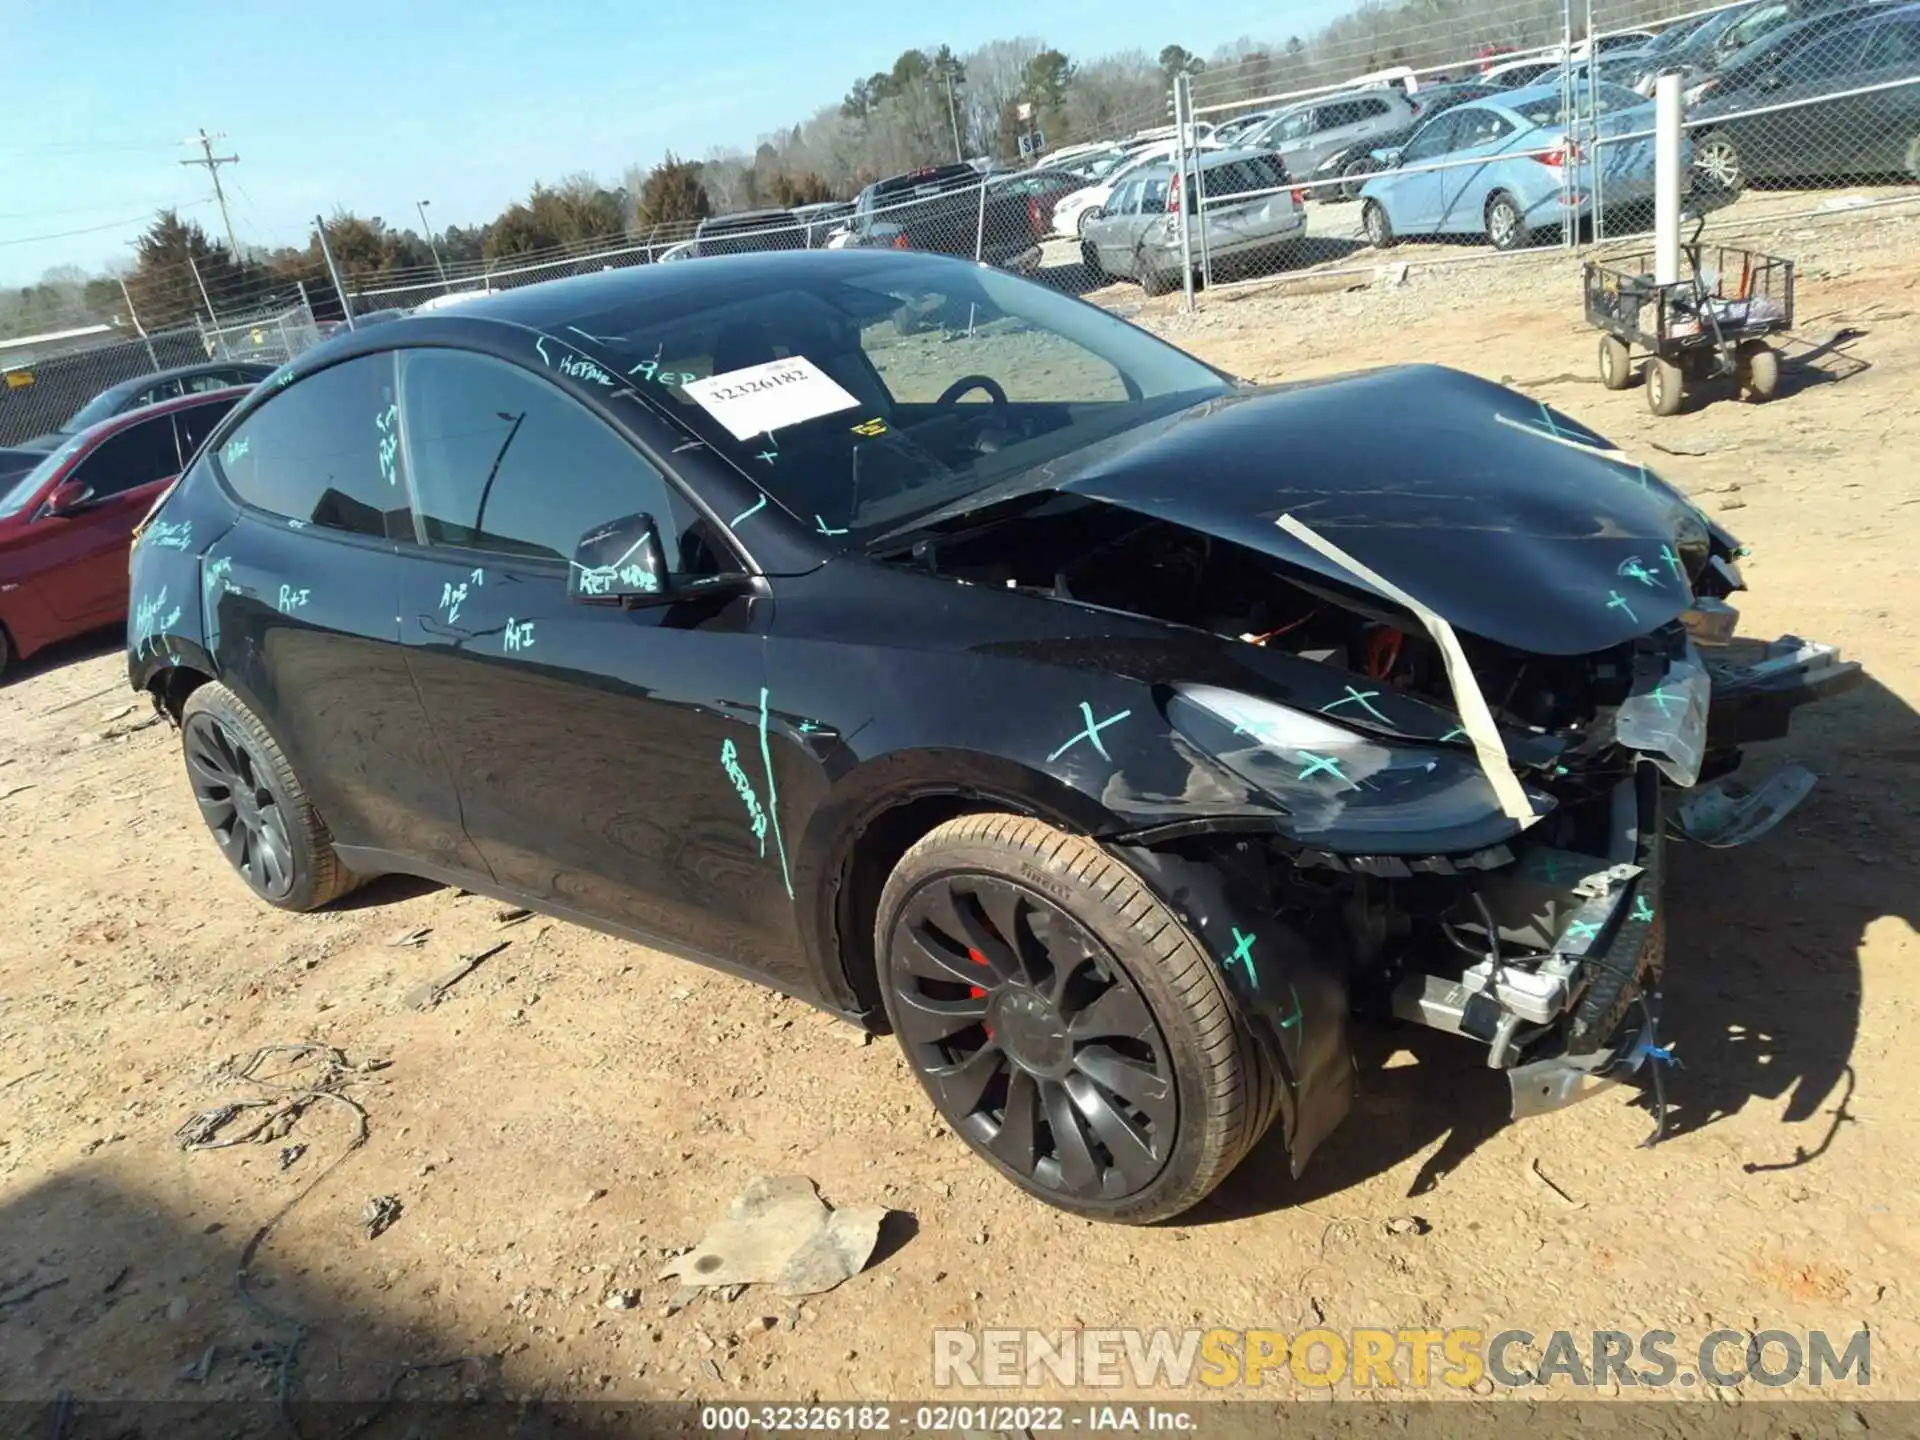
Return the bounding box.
[846,163,1045,273]
[690,208,808,257]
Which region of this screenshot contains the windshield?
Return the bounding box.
[0,432,88,520]
[1643,12,1711,52]
[559,254,1232,539]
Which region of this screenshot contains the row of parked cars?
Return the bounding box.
[993,0,1920,283]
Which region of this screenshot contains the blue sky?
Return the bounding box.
[0,0,1332,286]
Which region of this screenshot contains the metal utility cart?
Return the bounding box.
[1583,216,1794,416]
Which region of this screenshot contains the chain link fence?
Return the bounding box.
[0,293,325,448]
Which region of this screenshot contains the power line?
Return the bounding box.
[180,128,244,263]
[0,201,210,249]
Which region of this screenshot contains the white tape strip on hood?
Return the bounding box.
[1276,512,1538,825]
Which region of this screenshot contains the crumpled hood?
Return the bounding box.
[1051,364,1708,657]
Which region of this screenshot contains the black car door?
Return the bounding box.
[201,351,488,877]
[388,346,800,983]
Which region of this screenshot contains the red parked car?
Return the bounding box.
[0,387,248,678]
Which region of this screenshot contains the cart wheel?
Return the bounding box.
[1737,339,1780,401]
[1645,357,1685,417]
[1598,335,1633,390]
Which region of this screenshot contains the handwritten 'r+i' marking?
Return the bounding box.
[1632,895,1656,923]
[1048,703,1132,764]
[1606,590,1638,623]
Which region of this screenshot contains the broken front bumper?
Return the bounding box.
[1391,627,1857,1123]
[1392,762,1669,1120]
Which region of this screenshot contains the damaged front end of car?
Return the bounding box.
[880,364,1862,1164]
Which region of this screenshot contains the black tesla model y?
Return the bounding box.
[127,251,1857,1222]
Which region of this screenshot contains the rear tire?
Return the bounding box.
[1338,156,1381,202]
[0,624,12,683]
[1645,355,1685,416]
[875,813,1277,1225]
[1599,334,1634,390]
[1139,266,1176,297]
[179,681,361,912]
[1362,199,1396,249]
[1485,191,1529,251]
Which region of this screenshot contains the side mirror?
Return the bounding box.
[568,512,671,607]
[568,512,753,608]
[1085,206,1106,221]
[1758,71,1785,91]
[43,480,96,517]
[1375,147,1405,168]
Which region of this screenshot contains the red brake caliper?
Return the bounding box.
[969,947,990,1036]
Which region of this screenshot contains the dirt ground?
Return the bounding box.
[3,196,1918,1424]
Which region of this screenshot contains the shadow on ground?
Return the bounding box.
[0,1165,666,1436]
[1195,669,1916,1222]
[0,626,123,693]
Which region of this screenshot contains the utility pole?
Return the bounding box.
[416,198,450,288]
[180,128,243,263]
[940,65,965,164]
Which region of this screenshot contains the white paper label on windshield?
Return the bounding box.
[682,355,859,442]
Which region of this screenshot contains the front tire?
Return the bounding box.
[1079,240,1105,280]
[1599,334,1634,390]
[1362,198,1396,249]
[1694,132,1744,195]
[1645,355,1685,416]
[876,813,1277,1224]
[180,681,360,911]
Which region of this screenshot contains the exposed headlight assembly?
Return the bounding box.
[1168,685,1555,855]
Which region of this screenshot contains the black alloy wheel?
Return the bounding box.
[185,710,298,902]
[178,681,359,911]
[889,872,1177,1204]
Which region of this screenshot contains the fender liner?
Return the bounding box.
[1115,837,1355,1176]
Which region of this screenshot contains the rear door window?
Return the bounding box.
[213,352,413,540]
[1457,109,1517,148]
[71,413,182,498]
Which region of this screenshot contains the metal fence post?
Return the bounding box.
[1654,73,1685,285]
[1173,73,1196,313]
[117,277,161,371]
[974,177,987,263]
[1560,0,1576,250]
[1586,0,1604,243]
[314,215,356,331]
[187,255,218,324]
